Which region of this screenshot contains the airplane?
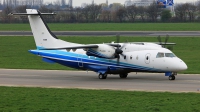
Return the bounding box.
[10,9,187,80]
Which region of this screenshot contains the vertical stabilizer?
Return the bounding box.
[26,9,78,49]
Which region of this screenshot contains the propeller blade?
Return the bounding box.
[120,43,126,50]
[120,53,126,57]
[114,54,120,65]
[117,57,119,65]
[116,33,120,44]
[165,34,169,44]
[157,35,162,44]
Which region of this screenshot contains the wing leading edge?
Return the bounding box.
[40,45,99,50]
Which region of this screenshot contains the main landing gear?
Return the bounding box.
[168,72,177,80]
[119,73,128,78]
[98,73,129,79]
[98,73,107,79]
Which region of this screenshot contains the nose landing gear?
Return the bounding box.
[168,72,177,80]
[169,75,175,80]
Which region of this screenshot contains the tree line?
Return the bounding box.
[1,1,200,23]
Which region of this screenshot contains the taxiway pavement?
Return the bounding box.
[0,69,200,93]
[0,31,200,36]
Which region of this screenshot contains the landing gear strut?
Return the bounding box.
[98,73,107,79]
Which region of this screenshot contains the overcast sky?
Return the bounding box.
[44,0,196,7]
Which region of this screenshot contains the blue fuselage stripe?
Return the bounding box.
[29,49,164,72]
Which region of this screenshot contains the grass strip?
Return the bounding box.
[0,23,200,31]
[0,87,200,112]
[0,36,199,74]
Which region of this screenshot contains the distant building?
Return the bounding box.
[110,3,123,11]
[106,0,108,6]
[125,0,155,7]
[61,0,66,6]
[81,3,88,8]
[68,0,72,8]
[2,0,43,7]
[101,3,109,11]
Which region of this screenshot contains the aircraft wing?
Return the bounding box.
[40,45,99,50]
[156,42,176,45]
[132,42,176,45]
[106,43,121,47]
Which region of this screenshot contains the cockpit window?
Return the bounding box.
[156,52,176,58]
[156,52,164,58]
[165,53,176,57]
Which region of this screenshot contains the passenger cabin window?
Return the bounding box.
[165,53,176,57]
[156,52,164,58]
[124,56,126,59]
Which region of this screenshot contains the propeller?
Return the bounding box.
[114,33,127,65]
[157,34,174,50]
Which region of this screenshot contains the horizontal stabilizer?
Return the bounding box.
[9,13,56,16]
[9,9,56,16]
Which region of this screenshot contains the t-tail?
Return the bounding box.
[10,9,80,49]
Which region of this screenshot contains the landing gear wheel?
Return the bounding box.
[172,75,175,80]
[103,74,107,79]
[99,74,103,79]
[98,74,107,79]
[119,73,128,78]
[169,75,175,80]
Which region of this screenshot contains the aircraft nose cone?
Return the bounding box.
[168,58,188,71]
[179,60,188,71]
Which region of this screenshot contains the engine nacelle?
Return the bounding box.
[86,44,116,59]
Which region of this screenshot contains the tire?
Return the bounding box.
[169,76,172,80]
[99,74,103,79]
[103,74,107,79]
[99,74,107,79]
[172,75,176,80]
[169,75,175,80]
[119,74,128,78]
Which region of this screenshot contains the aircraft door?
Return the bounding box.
[77,55,83,67]
[145,53,151,64]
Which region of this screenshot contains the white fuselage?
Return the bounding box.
[69,42,187,72]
